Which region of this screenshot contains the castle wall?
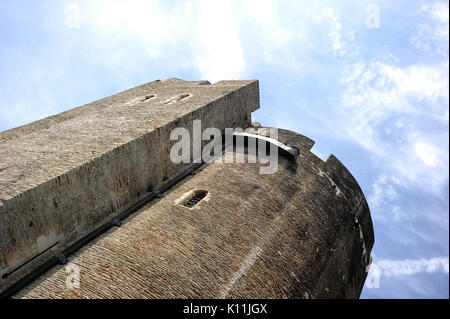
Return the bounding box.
[14,128,374,299]
[0,79,259,293]
[0,78,374,298]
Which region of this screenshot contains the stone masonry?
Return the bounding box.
[0,78,374,298]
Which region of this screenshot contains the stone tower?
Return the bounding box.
[0,78,374,298]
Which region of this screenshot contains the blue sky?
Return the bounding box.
[0,0,448,298]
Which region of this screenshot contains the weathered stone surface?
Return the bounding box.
[1,79,374,298]
[0,78,259,293]
[14,128,373,299]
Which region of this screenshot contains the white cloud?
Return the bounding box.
[315,8,346,56]
[65,3,81,29]
[76,0,246,82]
[339,59,449,195]
[369,176,398,207]
[411,1,449,56]
[193,1,245,82]
[85,1,174,60]
[239,0,293,65]
[366,256,449,293]
[384,63,449,106]
[341,60,448,121]
[374,256,449,277]
[302,3,450,202]
[368,175,406,223]
[414,139,446,167]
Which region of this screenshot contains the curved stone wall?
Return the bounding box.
[15,127,374,298]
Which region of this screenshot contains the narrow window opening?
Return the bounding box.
[182,190,208,208]
[177,94,191,101]
[164,93,192,105]
[141,95,155,102]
